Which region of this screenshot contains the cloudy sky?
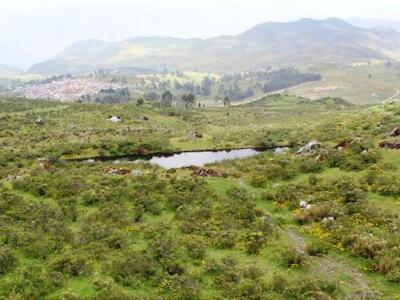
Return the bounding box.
[1,0,399,68]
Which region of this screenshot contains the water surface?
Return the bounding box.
[149,148,260,169]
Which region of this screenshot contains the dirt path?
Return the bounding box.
[383,89,400,104]
[283,228,377,298]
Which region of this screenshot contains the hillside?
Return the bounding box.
[28,18,400,76]
[348,18,400,32]
[0,96,400,298]
[0,64,22,77]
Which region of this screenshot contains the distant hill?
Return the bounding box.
[348,18,400,33]
[0,64,23,77]
[0,43,39,70]
[28,18,400,76]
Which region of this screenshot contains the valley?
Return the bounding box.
[1,9,400,299]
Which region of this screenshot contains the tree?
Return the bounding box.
[137,98,144,106]
[201,77,213,96]
[161,91,173,107]
[223,96,231,107]
[181,94,196,108]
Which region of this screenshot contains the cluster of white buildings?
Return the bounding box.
[16,78,125,102]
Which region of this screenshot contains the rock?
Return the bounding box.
[106,167,130,175]
[334,139,350,149]
[297,140,321,154]
[37,158,51,170]
[274,147,290,154]
[108,116,121,122]
[86,159,95,164]
[184,165,224,177]
[132,170,143,177]
[34,117,45,125]
[189,131,203,139]
[322,216,335,224]
[379,141,400,149]
[5,175,16,181]
[137,146,147,155]
[390,126,400,137]
[299,200,308,208]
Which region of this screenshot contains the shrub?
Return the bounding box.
[281,247,307,268]
[306,241,329,256]
[48,252,91,277]
[245,231,266,255]
[214,230,237,249]
[109,250,157,286]
[298,157,325,174]
[0,246,17,274]
[344,234,386,259]
[185,236,206,261]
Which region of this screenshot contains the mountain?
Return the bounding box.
[0,64,23,77]
[28,18,400,76]
[0,43,40,70]
[348,18,400,33]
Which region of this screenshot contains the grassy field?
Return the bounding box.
[291,62,400,105]
[0,95,400,299]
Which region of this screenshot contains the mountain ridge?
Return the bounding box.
[28,18,400,75]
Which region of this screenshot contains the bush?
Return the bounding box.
[48,252,91,277]
[245,231,266,255]
[306,241,329,256]
[109,250,157,286]
[281,247,307,268]
[185,236,206,261]
[0,246,17,274]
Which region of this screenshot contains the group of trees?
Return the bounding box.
[160,91,197,107]
[136,67,321,104]
[262,67,322,93]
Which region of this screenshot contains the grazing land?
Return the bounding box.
[1,95,400,299]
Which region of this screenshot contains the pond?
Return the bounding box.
[148,148,261,169]
[79,148,265,169]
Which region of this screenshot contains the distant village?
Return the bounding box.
[15,78,130,103]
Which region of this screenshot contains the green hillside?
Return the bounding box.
[1,96,400,298]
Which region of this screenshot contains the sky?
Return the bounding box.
[0,0,399,68]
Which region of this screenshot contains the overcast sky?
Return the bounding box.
[1,0,399,67]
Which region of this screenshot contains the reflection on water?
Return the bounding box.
[149,148,260,169]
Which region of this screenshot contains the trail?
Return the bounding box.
[283,228,377,298]
[383,89,400,104]
[232,82,311,106]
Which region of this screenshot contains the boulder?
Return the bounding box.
[108,116,121,122]
[334,139,350,150]
[132,170,143,177]
[390,126,400,137]
[379,141,400,149]
[299,200,308,208]
[37,158,51,170]
[34,117,45,125]
[106,167,130,175]
[185,165,224,177]
[297,140,321,154]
